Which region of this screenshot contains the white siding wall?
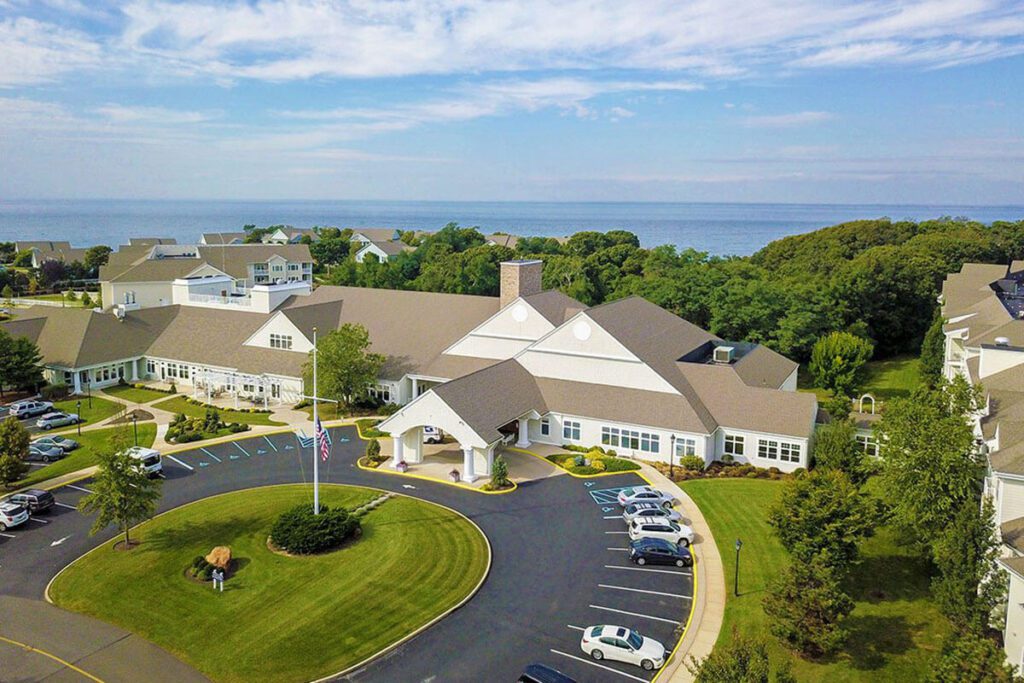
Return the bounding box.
[1005,569,1024,669]
[980,347,1024,379]
[997,477,1024,525]
[243,313,313,353]
[106,281,174,309]
[446,299,555,360]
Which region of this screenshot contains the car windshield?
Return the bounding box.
[670,522,681,531]
[143,455,160,466]
[627,631,644,649]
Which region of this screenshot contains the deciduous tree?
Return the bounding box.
[809,331,874,397]
[812,419,871,486]
[83,245,112,273]
[762,556,854,658]
[303,323,385,412]
[927,631,1021,683]
[0,416,30,488]
[686,627,795,683]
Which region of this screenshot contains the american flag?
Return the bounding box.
[315,417,331,462]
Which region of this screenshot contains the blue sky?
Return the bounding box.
[1,0,1023,203]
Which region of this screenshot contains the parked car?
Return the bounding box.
[517,663,577,683]
[9,400,53,419]
[580,625,665,671]
[127,446,163,477]
[629,537,692,567]
[423,426,445,444]
[0,502,29,531]
[32,435,79,452]
[4,489,55,514]
[628,516,695,547]
[617,486,675,508]
[36,412,80,430]
[622,501,684,524]
[27,444,65,463]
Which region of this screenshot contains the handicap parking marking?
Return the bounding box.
[164,454,194,471]
[589,604,682,626]
[599,584,691,600]
[229,454,240,460]
[549,649,650,682]
[283,443,295,451]
[199,462,210,468]
[233,442,251,458]
[588,486,632,505]
[256,448,267,455]
[263,436,278,452]
[199,447,221,463]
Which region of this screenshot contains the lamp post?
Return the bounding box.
[86,378,92,409]
[76,400,81,436]
[669,435,676,480]
[132,412,138,447]
[734,538,743,597]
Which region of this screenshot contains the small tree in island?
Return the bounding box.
[302,323,385,417]
[78,427,162,548]
[0,416,30,489]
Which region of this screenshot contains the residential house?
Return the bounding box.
[99,243,313,310]
[264,227,320,244]
[14,241,90,268]
[354,240,413,263]
[199,232,248,246]
[128,238,177,246]
[940,261,1024,667]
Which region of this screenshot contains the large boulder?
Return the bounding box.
[205,546,232,569]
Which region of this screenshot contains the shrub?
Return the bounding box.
[602,457,641,472]
[606,449,617,457]
[591,459,607,472]
[491,454,510,487]
[571,465,601,475]
[379,402,401,416]
[365,438,381,462]
[168,382,177,394]
[680,455,704,472]
[227,423,248,433]
[270,503,360,554]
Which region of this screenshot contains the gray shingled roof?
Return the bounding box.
[100,244,312,283]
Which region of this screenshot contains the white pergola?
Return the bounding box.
[192,367,274,409]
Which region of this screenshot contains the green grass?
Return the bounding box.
[50,485,489,683]
[799,355,922,404]
[152,396,284,426]
[355,418,385,438]
[53,396,123,427]
[102,384,171,404]
[16,423,157,489]
[681,478,946,681]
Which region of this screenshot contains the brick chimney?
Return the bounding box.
[500,259,543,308]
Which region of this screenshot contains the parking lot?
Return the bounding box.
[2,429,697,682]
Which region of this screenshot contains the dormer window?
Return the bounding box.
[270,333,293,350]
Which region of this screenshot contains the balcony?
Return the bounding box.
[187,293,252,308]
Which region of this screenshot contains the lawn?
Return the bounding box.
[681,478,946,681]
[799,354,921,404]
[52,395,123,427]
[153,396,285,426]
[50,485,489,683]
[102,384,171,404]
[16,423,157,489]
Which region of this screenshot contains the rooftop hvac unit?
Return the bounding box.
[713,346,735,364]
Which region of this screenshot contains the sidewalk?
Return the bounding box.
[639,464,725,682]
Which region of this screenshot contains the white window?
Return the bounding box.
[855,435,879,457]
[288,263,299,271]
[180,365,190,380]
[270,334,293,350]
[166,364,178,379]
[779,441,801,463]
[675,438,696,457]
[146,360,155,375]
[540,417,550,436]
[724,434,745,456]
[641,432,660,454]
[620,429,640,450]
[563,420,581,441]
[758,439,779,460]
[373,384,391,402]
[272,264,284,273]
[602,426,620,447]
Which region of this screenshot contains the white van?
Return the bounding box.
[127,446,163,477]
[423,426,444,444]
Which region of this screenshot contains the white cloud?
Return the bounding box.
[742,110,835,128]
[94,104,221,124]
[0,17,101,86]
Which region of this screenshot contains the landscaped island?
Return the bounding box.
[49,485,489,683]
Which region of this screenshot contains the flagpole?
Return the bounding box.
[312,326,319,516]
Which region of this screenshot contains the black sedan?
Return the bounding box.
[629,537,692,567]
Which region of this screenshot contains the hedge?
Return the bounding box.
[270,503,360,555]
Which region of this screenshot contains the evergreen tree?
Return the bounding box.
[0,416,30,488]
[919,311,946,389]
[812,419,871,485]
[490,454,509,488]
[762,556,854,658]
[686,627,796,683]
[927,631,1021,683]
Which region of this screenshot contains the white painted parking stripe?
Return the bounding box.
[606,547,629,552]
[0,532,15,538]
[54,502,77,510]
[65,484,93,494]
[604,515,623,520]
[599,584,690,599]
[549,649,650,683]
[165,454,194,471]
[199,448,221,463]
[604,531,628,535]
[264,436,278,452]
[589,604,682,626]
[234,442,250,457]
[566,624,586,632]
[30,517,48,524]
[604,564,691,576]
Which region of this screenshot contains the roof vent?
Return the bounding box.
[713,346,735,364]
[995,336,1011,346]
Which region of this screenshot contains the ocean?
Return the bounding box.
[1,199,1022,256]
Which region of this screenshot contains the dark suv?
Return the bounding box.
[518,664,577,683]
[5,489,55,514]
[629,537,692,567]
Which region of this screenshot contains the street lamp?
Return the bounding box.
[669,435,676,480]
[734,538,743,597]
[132,412,138,447]
[76,400,81,436]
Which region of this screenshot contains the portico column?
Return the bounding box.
[516,417,530,448]
[72,371,82,394]
[411,377,418,399]
[408,427,423,464]
[130,360,138,381]
[485,445,495,476]
[392,435,405,467]
[462,446,476,483]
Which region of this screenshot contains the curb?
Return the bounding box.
[505,446,644,479]
[355,457,518,495]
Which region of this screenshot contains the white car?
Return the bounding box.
[127,446,163,477]
[629,516,695,547]
[580,625,665,671]
[9,400,53,419]
[0,502,29,531]
[617,486,675,508]
[622,502,684,524]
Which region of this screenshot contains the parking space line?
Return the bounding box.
[234,442,250,457]
[65,484,93,494]
[589,604,681,626]
[199,447,221,463]
[264,436,278,452]
[605,531,628,534]
[29,517,48,524]
[606,547,629,552]
[0,532,15,538]
[549,649,650,682]
[54,502,77,510]
[164,454,194,471]
[604,564,691,576]
[599,584,690,599]
[603,515,622,520]
[566,624,586,632]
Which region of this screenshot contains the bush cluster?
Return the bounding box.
[679,455,705,472]
[128,382,176,394]
[546,449,641,475]
[656,460,794,482]
[166,409,250,443]
[181,396,270,413]
[270,503,360,555]
[188,555,214,581]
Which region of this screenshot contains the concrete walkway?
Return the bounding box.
[639,464,725,682]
